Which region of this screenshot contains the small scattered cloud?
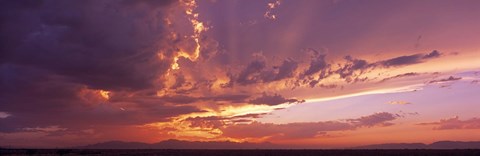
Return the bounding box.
[186,116,225,129]
[235,57,299,85]
[302,52,329,77]
[346,112,400,127]
[422,50,441,59]
[236,58,267,85]
[0,112,11,119]
[264,0,281,20]
[23,125,67,133]
[380,54,424,67]
[273,59,299,81]
[231,113,269,119]
[388,101,411,105]
[418,116,480,130]
[378,50,442,67]
[248,93,304,106]
[380,72,420,83]
[336,56,372,83]
[428,76,462,84]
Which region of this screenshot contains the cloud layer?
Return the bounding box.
[1,0,479,147]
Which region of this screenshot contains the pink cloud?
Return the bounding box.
[418,116,480,130]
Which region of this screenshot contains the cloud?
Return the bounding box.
[231,113,269,119]
[0,0,465,147]
[387,101,411,105]
[422,50,441,59]
[23,125,67,133]
[235,57,299,85]
[236,58,267,85]
[264,0,281,20]
[158,94,251,104]
[380,72,420,83]
[298,50,442,85]
[0,112,11,119]
[160,95,200,104]
[222,112,400,139]
[378,50,442,67]
[248,93,304,106]
[335,56,371,83]
[230,49,443,89]
[170,73,189,90]
[1,0,176,91]
[184,113,270,129]
[418,116,480,130]
[186,116,225,129]
[428,76,462,84]
[0,0,213,133]
[302,52,329,77]
[273,59,299,81]
[379,54,423,67]
[346,112,400,127]
[204,94,251,103]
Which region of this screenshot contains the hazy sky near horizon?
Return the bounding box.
[1,0,480,148]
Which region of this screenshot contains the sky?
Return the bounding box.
[1,0,480,148]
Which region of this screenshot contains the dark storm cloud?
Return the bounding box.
[0,0,210,133]
[1,0,174,91]
[248,93,304,106]
[0,64,203,132]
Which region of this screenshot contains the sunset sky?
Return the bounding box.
[1,0,480,148]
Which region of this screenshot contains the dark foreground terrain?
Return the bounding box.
[1,149,480,156]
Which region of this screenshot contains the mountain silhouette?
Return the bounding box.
[429,141,480,149]
[81,140,480,149]
[81,139,283,149]
[354,141,480,149]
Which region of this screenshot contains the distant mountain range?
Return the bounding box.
[80,139,284,149]
[79,140,480,149]
[354,141,480,149]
